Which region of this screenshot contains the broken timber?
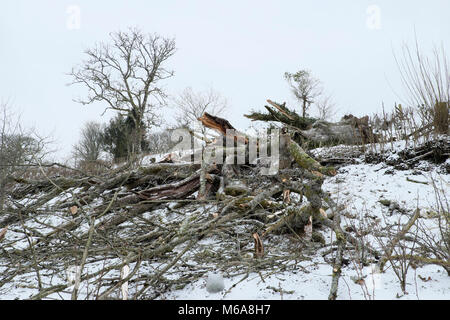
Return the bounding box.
[245,99,377,146]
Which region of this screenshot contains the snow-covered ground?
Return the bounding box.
[162,161,450,300]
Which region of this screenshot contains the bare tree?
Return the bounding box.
[173,87,227,200]
[174,87,227,131]
[284,70,322,118]
[315,94,337,121]
[72,121,104,163]
[69,28,176,156]
[394,38,449,134]
[147,128,178,154]
[0,100,49,210]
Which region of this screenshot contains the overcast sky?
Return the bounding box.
[1,0,449,160]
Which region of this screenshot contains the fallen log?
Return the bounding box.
[297,114,376,146]
[138,165,219,201]
[289,140,336,177]
[245,99,377,146]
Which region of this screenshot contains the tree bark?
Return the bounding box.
[245,99,377,146]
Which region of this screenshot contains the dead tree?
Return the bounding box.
[245,99,377,146]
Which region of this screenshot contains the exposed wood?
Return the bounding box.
[252,232,264,258]
[0,226,7,242]
[197,112,236,136]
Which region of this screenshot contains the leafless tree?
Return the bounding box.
[173,87,227,200]
[173,87,227,132]
[0,100,49,210]
[394,38,449,133]
[147,129,178,154]
[72,121,104,163]
[315,94,337,121]
[69,28,176,156]
[284,70,322,118]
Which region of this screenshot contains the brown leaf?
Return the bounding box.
[0,227,7,242]
[252,232,264,258]
[70,206,78,215]
[319,208,327,218]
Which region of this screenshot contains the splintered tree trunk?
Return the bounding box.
[197,112,236,136]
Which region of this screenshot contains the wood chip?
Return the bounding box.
[252,232,264,258]
[0,227,7,242]
[70,206,78,215]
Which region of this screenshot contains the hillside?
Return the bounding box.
[0,136,448,300]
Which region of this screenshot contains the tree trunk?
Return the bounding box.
[296,115,376,146]
[0,179,5,212]
[302,99,307,118]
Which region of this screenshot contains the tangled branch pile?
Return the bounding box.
[1,111,447,300]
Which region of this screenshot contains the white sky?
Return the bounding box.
[1,0,449,160]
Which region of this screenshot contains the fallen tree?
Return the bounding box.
[4,110,429,301]
[245,99,377,146]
